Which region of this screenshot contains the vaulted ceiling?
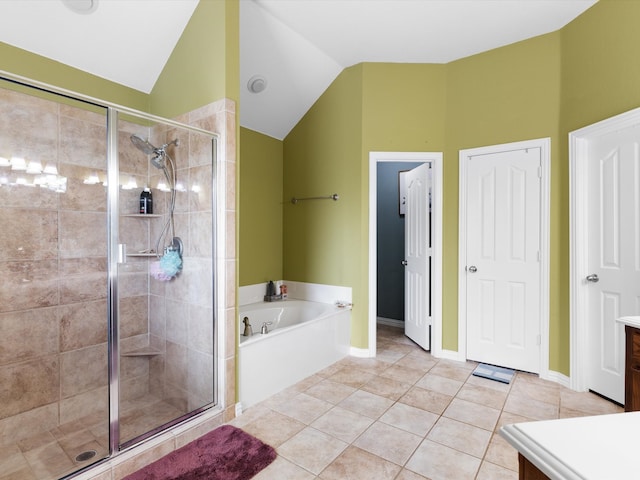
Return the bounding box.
[0,0,597,140]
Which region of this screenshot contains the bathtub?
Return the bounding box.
[238,299,351,409]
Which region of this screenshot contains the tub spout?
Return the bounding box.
[260,322,273,334]
[242,317,253,337]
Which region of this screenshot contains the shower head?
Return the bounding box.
[130,134,179,170]
[130,134,156,155]
[151,152,165,170]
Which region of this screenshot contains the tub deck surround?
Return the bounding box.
[238,282,353,410]
[500,412,640,480]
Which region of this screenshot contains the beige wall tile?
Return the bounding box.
[0,355,59,419]
[0,209,57,261]
[0,307,59,365]
[60,344,108,398]
[60,300,107,352]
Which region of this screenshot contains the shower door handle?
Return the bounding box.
[118,244,127,264]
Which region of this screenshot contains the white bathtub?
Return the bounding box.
[238,300,351,409]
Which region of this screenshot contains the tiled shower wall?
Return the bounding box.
[0,86,236,463]
[0,89,110,445]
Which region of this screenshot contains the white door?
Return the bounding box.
[404,163,431,350]
[585,125,640,404]
[465,148,541,372]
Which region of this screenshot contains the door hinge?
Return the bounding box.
[537,166,543,178]
[536,334,541,346]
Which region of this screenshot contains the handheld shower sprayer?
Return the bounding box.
[129,133,182,260]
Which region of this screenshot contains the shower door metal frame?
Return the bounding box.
[0,70,221,468]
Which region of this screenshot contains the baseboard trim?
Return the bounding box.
[350,346,373,358]
[435,349,466,362]
[377,317,403,328]
[541,369,571,388]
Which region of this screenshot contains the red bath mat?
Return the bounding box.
[123,425,276,480]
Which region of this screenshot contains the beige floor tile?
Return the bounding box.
[415,373,463,396]
[443,398,501,431]
[252,456,316,480]
[427,417,491,458]
[319,445,401,480]
[495,411,535,432]
[339,390,394,419]
[311,406,374,443]
[455,382,508,410]
[395,469,430,480]
[242,410,306,447]
[476,460,518,480]
[379,402,439,437]
[379,364,425,384]
[405,439,481,480]
[291,374,325,393]
[483,433,519,471]
[272,393,334,425]
[328,368,376,389]
[361,375,412,401]
[278,427,348,475]
[0,467,38,480]
[399,386,453,415]
[465,373,513,393]
[559,390,623,416]
[503,393,559,421]
[429,362,473,382]
[353,421,422,466]
[510,375,560,406]
[305,379,357,404]
[342,357,394,375]
[394,351,438,372]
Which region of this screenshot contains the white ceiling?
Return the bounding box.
[0,0,597,140]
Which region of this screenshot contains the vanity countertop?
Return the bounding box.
[616,316,640,328]
[500,412,640,480]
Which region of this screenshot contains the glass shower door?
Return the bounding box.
[0,80,110,478]
[116,116,216,448]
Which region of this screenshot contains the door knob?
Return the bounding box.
[468,265,477,273]
[401,260,408,266]
[586,274,599,283]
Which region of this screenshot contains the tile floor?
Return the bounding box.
[230,324,623,480]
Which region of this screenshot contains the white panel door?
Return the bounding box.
[404,163,431,350]
[466,148,541,372]
[586,125,640,404]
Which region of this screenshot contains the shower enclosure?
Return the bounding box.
[0,76,217,479]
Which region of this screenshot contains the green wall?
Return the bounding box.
[283,66,366,345]
[0,42,149,110]
[151,0,239,118]
[239,127,283,284]
[445,33,564,367]
[275,0,640,375]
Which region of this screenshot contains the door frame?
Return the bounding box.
[569,107,640,392]
[458,138,551,376]
[368,152,443,357]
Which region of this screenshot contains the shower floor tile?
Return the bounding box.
[2,394,186,480]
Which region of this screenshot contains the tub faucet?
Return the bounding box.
[261,322,273,334]
[242,317,253,337]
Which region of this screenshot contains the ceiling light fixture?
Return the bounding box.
[247,75,267,94]
[61,0,99,15]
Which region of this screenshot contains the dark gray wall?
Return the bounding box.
[376,162,422,321]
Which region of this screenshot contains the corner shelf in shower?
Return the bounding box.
[121,214,162,257]
[121,346,163,357]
